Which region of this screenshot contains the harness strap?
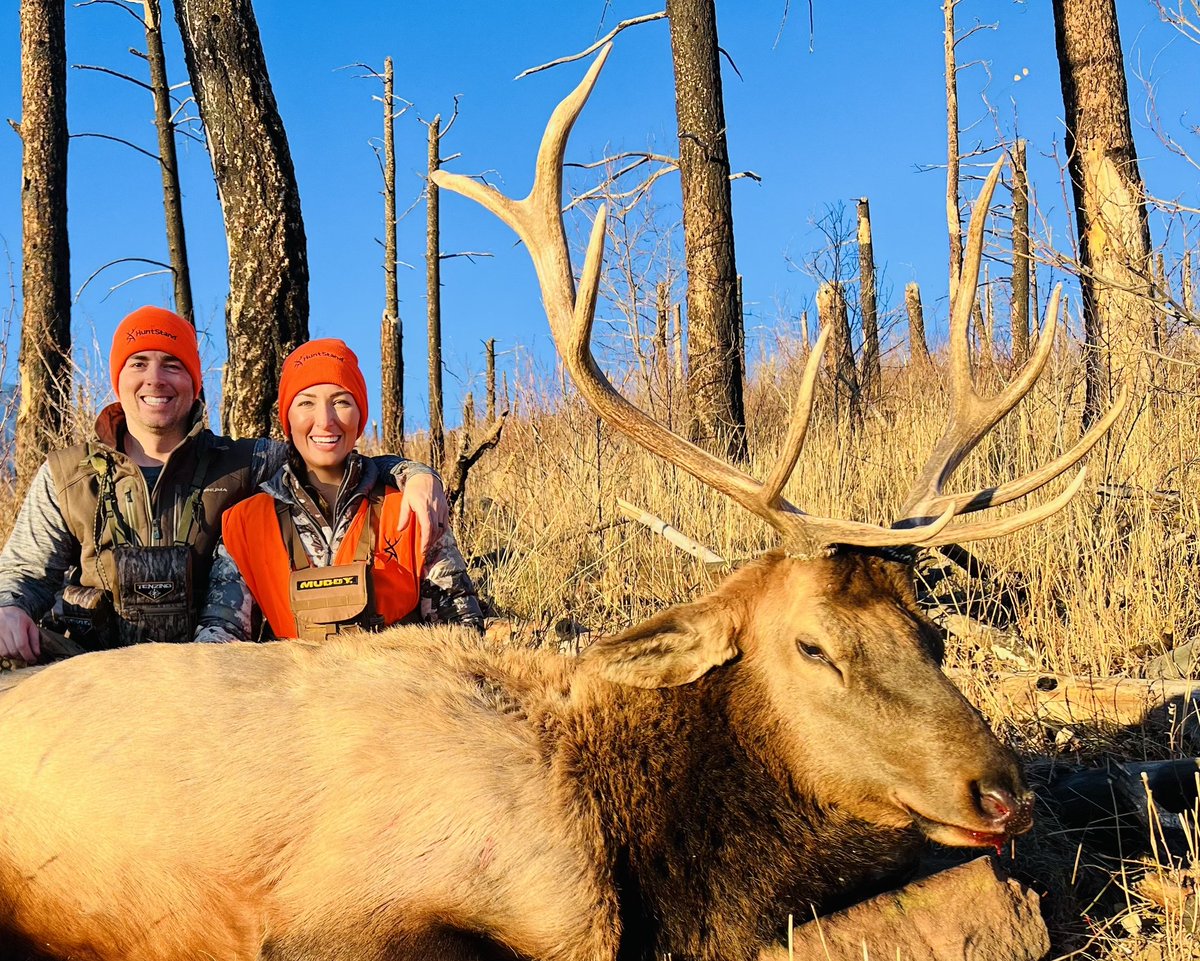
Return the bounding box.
[174,446,212,546]
[89,450,136,548]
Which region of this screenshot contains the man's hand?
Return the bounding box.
[0,606,41,664]
[397,472,450,557]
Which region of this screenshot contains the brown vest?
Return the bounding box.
[46,404,259,642]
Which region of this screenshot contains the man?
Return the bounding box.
[0,306,455,662]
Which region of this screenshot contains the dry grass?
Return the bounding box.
[2,330,1198,959]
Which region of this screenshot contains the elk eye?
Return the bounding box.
[797,638,831,664]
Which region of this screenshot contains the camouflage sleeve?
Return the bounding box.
[252,438,289,487]
[0,462,78,619]
[420,528,484,633]
[194,544,255,643]
[373,454,437,487]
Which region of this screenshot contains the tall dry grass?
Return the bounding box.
[449,336,1199,673]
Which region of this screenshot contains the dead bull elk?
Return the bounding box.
[0,46,1122,961]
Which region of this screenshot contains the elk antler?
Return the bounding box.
[889,156,1130,546]
[433,47,1117,551]
[433,46,951,551]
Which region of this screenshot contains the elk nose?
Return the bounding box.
[974,782,1035,834]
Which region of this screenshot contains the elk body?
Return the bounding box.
[1,551,1024,961]
[0,48,1120,961]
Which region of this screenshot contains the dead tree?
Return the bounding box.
[426,113,445,470]
[16,0,72,488]
[485,339,496,425]
[445,357,507,520]
[856,197,880,400]
[654,281,673,415]
[818,281,860,427]
[666,0,747,460]
[943,0,964,300]
[381,56,404,454]
[906,282,932,368]
[1010,140,1031,363]
[71,0,195,323]
[175,0,309,438]
[141,0,193,323]
[1052,0,1154,426]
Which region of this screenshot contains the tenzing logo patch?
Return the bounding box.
[135,581,177,601]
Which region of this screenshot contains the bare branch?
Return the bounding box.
[73,257,173,302]
[954,20,998,46]
[439,95,463,139]
[70,131,160,163]
[72,63,153,93]
[439,251,495,263]
[74,0,144,27]
[717,46,743,81]
[515,12,667,79]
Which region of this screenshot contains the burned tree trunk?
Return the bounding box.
[943,0,964,300]
[381,56,404,455]
[906,282,932,368]
[16,0,72,488]
[856,197,880,400]
[818,281,860,427]
[426,114,444,471]
[175,0,309,438]
[666,0,746,461]
[485,338,496,425]
[1010,140,1031,364]
[142,0,193,324]
[1052,0,1153,426]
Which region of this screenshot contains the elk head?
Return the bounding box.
[433,46,1124,848]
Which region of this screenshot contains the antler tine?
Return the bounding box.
[917,466,1089,546]
[436,49,959,552]
[898,157,1007,523]
[760,327,830,507]
[433,47,768,511]
[906,381,1130,522]
[891,155,1123,546]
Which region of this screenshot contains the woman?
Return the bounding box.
[198,339,483,642]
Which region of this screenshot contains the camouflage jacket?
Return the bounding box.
[197,450,483,641]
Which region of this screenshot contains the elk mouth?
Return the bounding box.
[899,792,1035,851]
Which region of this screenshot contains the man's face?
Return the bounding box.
[117,351,196,436]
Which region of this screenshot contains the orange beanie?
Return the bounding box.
[110,306,202,397]
[277,338,369,439]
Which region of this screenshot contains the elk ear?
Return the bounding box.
[580,599,739,689]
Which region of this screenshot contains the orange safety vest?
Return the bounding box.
[222,488,423,639]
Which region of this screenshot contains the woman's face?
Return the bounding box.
[287,383,361,476]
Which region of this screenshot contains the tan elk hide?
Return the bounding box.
[2,555,1025,961]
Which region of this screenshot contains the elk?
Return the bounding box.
[0,47,1122,961]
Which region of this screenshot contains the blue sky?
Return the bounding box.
[0,1,1196,432]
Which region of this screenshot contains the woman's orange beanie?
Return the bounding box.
[109,306,202,397]
[277,338,369,439]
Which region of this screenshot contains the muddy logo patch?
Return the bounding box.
[134,581,177,601]
[296,575,359,591]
